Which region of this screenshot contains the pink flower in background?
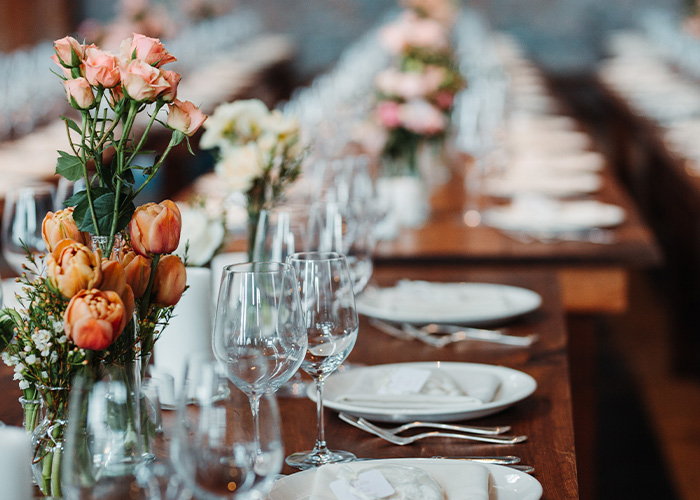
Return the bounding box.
[377,101,402,128]
[121,59,170,102]
[400,99,446,135]
[434,90,455,110]
[122,33,177,67]
[52,36,84,68]
[167,99,207,136]
[84,47,121,88]
[160,70,181,102]
[64,77,96,109]
[411,16,450,50]
[379,11,450,54]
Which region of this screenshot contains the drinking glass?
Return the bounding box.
[171,358,283,499]
[1,182,54,275]
[285,252,359,469]
[62,369,146,500]
[212,261,307,427]
[307,201,374,295]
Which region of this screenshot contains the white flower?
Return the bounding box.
[50,352,59,363]
[41,371,48,378]
[399,99,446,135]
[200,99,269,150]
[25,354,37,365]
[1,352,10,365]
[24,345,31,352]
[19,379,30,390]
[58,335,68,344]
[215,142,265,192]
[14,364,23,374]
[260,111,299,141]
[41,347,51,357]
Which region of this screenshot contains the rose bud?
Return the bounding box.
[122,59,170,103]
[153,254,186,306]
[129,200,182,256]
[84,47,121,88]
[119,250,151,299]
[52,36,84,68]
[64,77,96,110]
[166,99,207,136]
[64,289,126,350]
[100,258,137,319]
[122,33,177,67]
[42,207,90,252]
[160,70,180,103]
[46,240,102,299]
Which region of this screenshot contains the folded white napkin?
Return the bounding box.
[0,427,33,500]
[309,461,490,500]
[1,278,25,310]
[364,280,512,318]
[337,367,500,409]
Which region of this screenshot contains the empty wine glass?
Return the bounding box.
[62,368,146,500]
[171,358,283,499]
[212,261,307,433]
[1,182,54,276]
[285,252,359,469]
[307,201,374,295]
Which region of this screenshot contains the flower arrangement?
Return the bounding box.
[684,0,700,37]
[199,99,306,258]
[0,32,201,497]
[375,10,464,175]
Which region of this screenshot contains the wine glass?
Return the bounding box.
[284,252,359,469]
[62,368,146,500]
[212,261,307,429]
[1,182,54,276]
[307,201,374,295]
[171,358,283,499]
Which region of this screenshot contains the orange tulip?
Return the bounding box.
[64,289,126,350]
[46,240,102,299]
[119,250,152,299]
[129,200,182,257]
[152,254,186,306]
[41,207,89,252]
[99,258,135,319]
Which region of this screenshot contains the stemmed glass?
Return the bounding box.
[284,252,359,469]
[171,358,283,499]
[1,182,55,275]
[212,261,307,430]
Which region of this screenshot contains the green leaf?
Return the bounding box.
[63,189,88,209]
[92,191,118,235]
[172,130,185,147]
[60,115,81,135]
[72,186,111,233]
[55,151,84,181]
[116,200,136,233]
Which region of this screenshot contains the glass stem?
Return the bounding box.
[314,377,328,452]
[249,393,262,455]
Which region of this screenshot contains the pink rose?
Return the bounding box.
[400,99,446,135]
[122,33,177,67]
[122,59,170,102]
[377,101,402,129]
[107,85,125,108]
[53,36,84,68]
[434,90,454,110]
[160,70,181,102]
[166,99,207,136]
[64,77,96,110]
[84,47,121,88]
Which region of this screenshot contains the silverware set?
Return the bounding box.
[369,318,538,348]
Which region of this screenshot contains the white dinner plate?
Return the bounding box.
[483,172,601,198]
[267,459,543,500]
[310,362,537,422]
[356,281,542,326]
[483,200,626,233]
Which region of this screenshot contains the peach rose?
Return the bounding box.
[160,70,180,103]
[52,36,84,68]
[119,250,151,299]
[121,59,170,103]
[122,33,177,67]
[84,47,121,88]
[99,258,135,319]
[41,207,90,252]
[129,200,182,256]
[166,99,207,136]
[108,85,125,108]
[64,289,126,350]
[152,254,186,306]
[64,77,96,110]
[46,240,102,299]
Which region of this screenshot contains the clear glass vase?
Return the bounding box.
[30,385,69,498]
[20,392,43,434]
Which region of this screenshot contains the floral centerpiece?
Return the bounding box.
[0,32,204,497]
[375,10,464,176]
[199,99,305,259]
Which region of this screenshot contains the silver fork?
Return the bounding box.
[340,413,527,445]
[341,414,510,435]
[402,323,538,347]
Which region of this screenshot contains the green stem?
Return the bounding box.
[80,111,101,237]
[129,132,179,201]
[50,447,62,498]
[126,101,164,168]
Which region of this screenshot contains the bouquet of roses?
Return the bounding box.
[199,98,306,258]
